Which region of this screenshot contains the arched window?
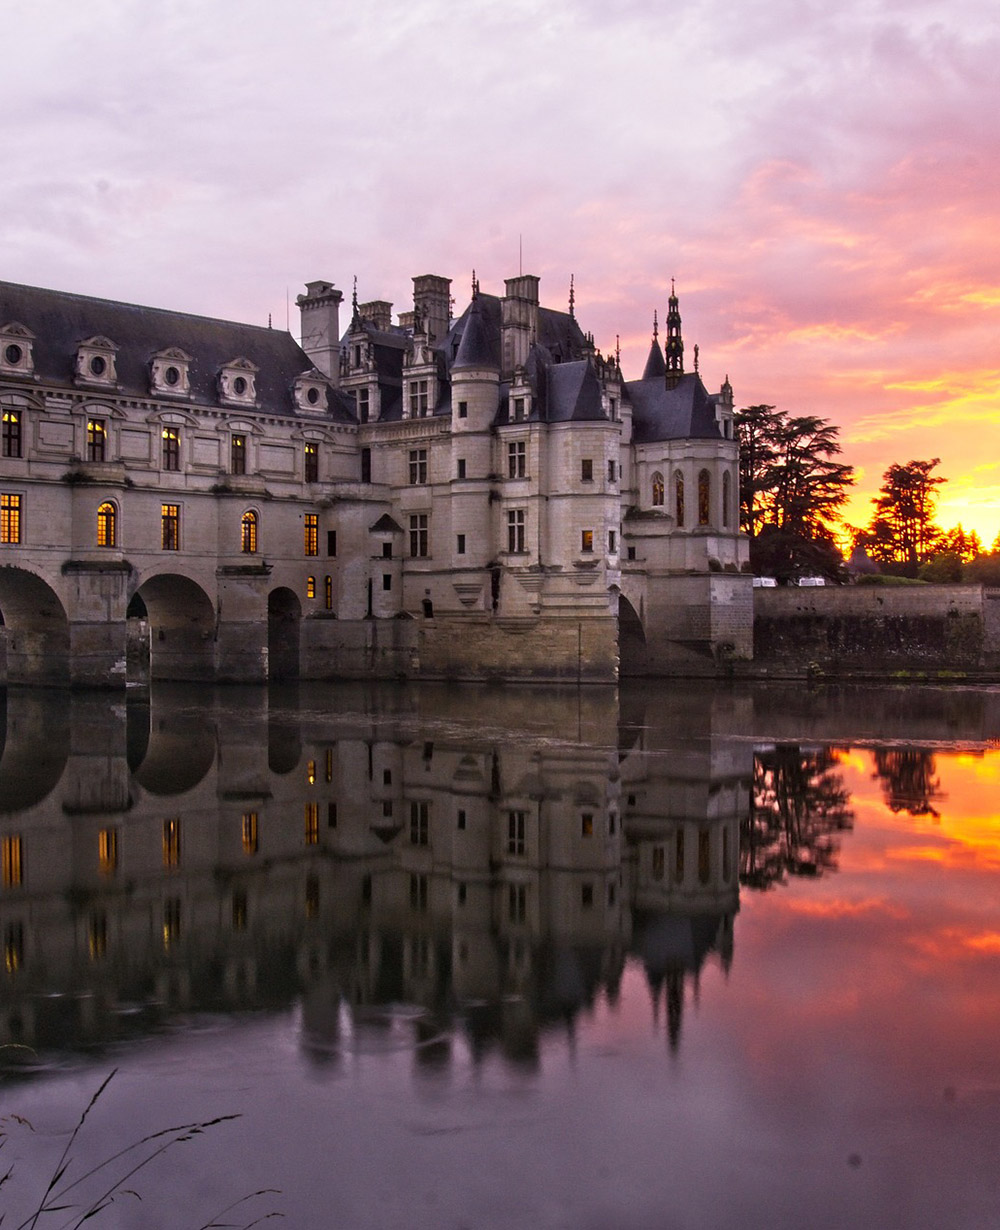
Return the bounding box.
[698,469,711,526]
[652,471,664,507]
[306,576,316,599]
[97,501,116,548]
[722,471,732,528]
[674,472,685,527]
[241,510,258,554]
[324,575,333,610]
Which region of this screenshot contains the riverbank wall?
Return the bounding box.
[751,584,1000,679]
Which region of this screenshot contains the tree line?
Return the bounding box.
[735,404,1000,584]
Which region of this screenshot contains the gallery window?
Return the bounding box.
[306,576,316,599]
[652,472,664,507]
[304,442,319,483]
[409,379,429,417]
[723,471,732,528]
[1,409,21,458]
[1,493,22,544]
[241,510,258,554]
[162,427,180,471]
[304,514,318,556]
[324,575,333,610]
[409,448,428,485]
[357,388,370,423]
[161,504,179,551]
[231,433,246,475]
[508,441,526,479]
[507,509,525,553]
[698,469,711,526]
[86,418,108,463]
[674,472,685,527]
[97,501,117,548]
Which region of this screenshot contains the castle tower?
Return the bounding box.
[664,281,684,390]
[412,275,452,344]
[642,311,666,380]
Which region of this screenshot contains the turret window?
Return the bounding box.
[581,529,594,553]
[698,470,711,526]
[723,471,732,528]
[581,459,593,482]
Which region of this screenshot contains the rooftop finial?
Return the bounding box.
[694,343,699,373]
[351,276,359,323]
[267,312,272,329]
[472,269,479,300]
[653,309,659,340]
[615,334,621,366]
[569,274,575,319]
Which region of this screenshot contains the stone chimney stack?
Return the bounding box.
[501,274,539,379]
[296,281,343,384]
[413,275,452,343]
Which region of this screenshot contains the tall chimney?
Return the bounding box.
[296,281,343,384]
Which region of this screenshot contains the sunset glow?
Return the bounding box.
[3,0,998,545]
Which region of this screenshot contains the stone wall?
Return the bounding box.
[753,584,993,676]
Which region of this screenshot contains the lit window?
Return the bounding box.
[162,818,181,868]
[162,427,180,471]
[305,802,319,845]
[231,434,246,474]
[241,510,258,554]
[97,502,116,548]
[306,575,316,599]
[507,509,525,554]
[89,912,107,961]
[1,493,22,544]
[304,514,318,556]
[98,827,118,875]
[242,812,258,855]
[2,835,23,886]
[408,448,428,485]
[305,442,318,483]
[507,441,526,479]
[161,504,179,551]
[1,410,21,459]
[409,514,428,558]
[581,529,594,553]
[324,575,333,610]
[307,759,316,785]
[87,419,107,462]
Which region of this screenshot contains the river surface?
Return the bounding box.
[0,681,998,1229]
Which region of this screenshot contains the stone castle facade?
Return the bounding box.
[0,271,751,686]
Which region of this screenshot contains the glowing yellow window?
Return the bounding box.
[89,912,107,961]
[163,818,181,868]
[99,827,118,875]
[305,802,319,845]
[2,835,22,887]
[241,510,258,554]
[306,759,316,785]
[97,502,116,548]
[4,923,23,974]
[242,812,258,855]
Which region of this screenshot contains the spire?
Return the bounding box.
[569,274,575,319]
[653,308,659,340]
[471,269,479,300]
[615,334,621,366]
[351,276,359,326]
[664,278,684,389]
[642,309,666,380]
[693,343,699,374]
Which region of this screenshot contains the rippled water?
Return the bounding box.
[1,682,998,1229]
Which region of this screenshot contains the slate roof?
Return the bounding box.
[641,337,666,380]
[0,280,344,419]
[625,371,722,443]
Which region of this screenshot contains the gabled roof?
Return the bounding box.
[0,280,321,416]
[625,371,722,443]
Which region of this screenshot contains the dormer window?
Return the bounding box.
[0,324,35,378]
[292,370,329,414]
[150,348,193,397]
[75,337,118,387]
[218,358,258,407]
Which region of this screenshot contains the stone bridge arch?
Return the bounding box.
[130,573,216,682]
[0,566,71,686]
[268,587,301,682]
[618,593,648,677]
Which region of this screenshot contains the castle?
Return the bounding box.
[0,270,751,686]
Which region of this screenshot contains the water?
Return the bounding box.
[1,681,998,1229]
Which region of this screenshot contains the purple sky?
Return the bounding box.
[4,0,998,537]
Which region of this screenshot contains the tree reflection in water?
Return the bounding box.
[741,745,854,890]
[870,748,943,818]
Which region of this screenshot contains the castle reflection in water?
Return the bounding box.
[0,682,786,1064]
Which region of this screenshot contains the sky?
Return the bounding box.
[3,0,999,542]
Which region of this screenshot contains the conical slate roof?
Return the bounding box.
[641,337,666,380]
[451,296,499,370]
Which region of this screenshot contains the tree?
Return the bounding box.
[735,406,855,581]
[863,459,946,573]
